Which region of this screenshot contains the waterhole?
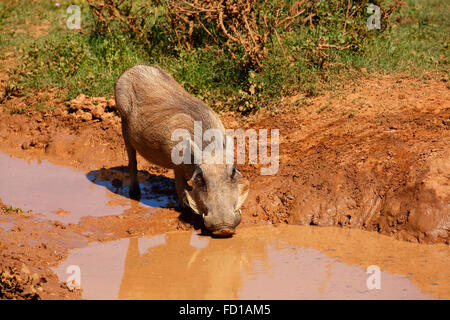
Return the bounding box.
[0,153,175,223]
[0,152,448,299]
[53,225,449,299]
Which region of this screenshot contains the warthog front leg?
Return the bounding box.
[174,168,188,209]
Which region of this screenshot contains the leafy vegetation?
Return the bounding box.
[0,0,447,114]
[1,205,30,215]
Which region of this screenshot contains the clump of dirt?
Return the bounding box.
[64,93,118,122]
[0,257,80,300]
[0,201,82,299]
[0,264,45,300]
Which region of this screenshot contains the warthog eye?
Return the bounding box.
[231,164,238,179]
[194,169,205,186]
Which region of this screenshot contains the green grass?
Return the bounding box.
[0,0,448,114]
[357,0,449,74]
[1,205,25,215]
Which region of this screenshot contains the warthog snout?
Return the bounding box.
[184,164,249,236]
[205,216,240,237]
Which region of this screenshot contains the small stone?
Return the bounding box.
[21,142,31,150]
[91,105,104,119]
[21,264,30,274]
[107,98,116,108]
[101,112,114,121]
[80,112,92,121]
[31,273,40,282]
[126,228,137,235]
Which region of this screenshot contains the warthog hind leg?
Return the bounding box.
[122,122,141,200]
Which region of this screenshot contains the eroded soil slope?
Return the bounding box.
[239,75,450,244]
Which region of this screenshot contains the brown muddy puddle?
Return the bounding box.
[0,152,176,223]
[53,225,449,300]
[1,152,449,300]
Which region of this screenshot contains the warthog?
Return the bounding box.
[114,65,249,236]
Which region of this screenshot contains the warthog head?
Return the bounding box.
[184,163,249,237]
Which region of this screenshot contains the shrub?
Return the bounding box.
[4,0,408,114]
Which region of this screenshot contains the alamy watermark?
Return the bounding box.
[366,265,381,290]
[367,4,381,30]
[62,3,383,31]
[171,121,279,175]
[66,5,81,30]
[66,264,81,290]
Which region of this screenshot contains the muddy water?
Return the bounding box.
[1,152,449,299]
[0,153,175,223]
[53,225,449,300]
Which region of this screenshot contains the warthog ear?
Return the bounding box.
[184,189,201,215]
[236,178,250,210]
